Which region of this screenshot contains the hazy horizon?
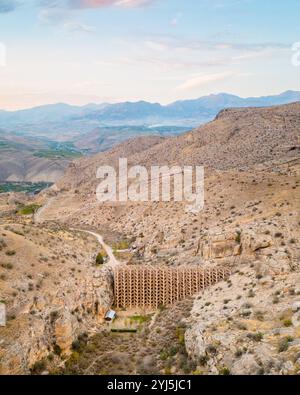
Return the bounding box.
[0,89,299,112]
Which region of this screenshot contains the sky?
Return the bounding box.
[0,0,300,110]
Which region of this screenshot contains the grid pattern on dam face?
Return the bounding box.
[114,266,231,309]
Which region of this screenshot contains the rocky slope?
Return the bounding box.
[34,102,300,375]
[57,102,300,191]
[0,198,113,374]
[0,133,74,183]
[1,102,299,375]
[185,267,300,375]
[0,152,69,183]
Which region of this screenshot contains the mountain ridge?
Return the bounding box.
[1,90,300,128]
[57,101,300,193]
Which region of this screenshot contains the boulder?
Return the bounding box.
[242,233,273,253]
[185,324,207,358]
[231,354,260,375]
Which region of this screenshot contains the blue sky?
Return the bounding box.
[0,0,300,109]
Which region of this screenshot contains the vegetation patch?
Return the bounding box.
[129,315,152,325]
[113,240,130,250]
[17,204,41,215]
[33,148,82,159]
[0,182,52,194]
[95,252,104,266]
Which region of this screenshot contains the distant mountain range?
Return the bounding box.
[0,90,299,183]
[0,91,300,134]
[0,92,299,183]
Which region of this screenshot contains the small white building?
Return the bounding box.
[105,309,116,322]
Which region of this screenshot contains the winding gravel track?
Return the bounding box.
[74,229,120,267]
[34,197,121,267]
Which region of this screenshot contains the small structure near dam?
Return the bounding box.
[114,265,231,309]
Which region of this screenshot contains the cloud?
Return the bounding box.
[39,7,71,24]
[39,9,95,33]
[176,71,235,91]
[145,40,167,52]
[145,35,290,54]
[63,21,95,33]
[37,0,156,31]
[38,2,94,33]
[67,0,156,8]
[0,0,18,13]
[141,35,290,70]
[116,0,154,6]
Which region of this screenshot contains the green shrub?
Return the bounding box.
[30,360,46,374]
[206,344,218,356]
[247,332,263,342]
[72,340,83,352]
[169,345,179,357]
[50,311,59,323]
[278,337,293,353]
[160,349,168,361]
[235,349,244,358]
[176,327,185,346]
[219,367,230,375]
[235,231,241,243]
[1,262,13,269]
[113,240,130,250]
[53,344,62,356]
[96,252,104,266]
[18,204,41,215]
[164,366,172,375]
[283,319,292,327]
[198,355,209,366]
[129,315,151,324]
[64,352,80,369]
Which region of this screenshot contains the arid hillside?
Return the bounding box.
[32,102,300,375]
[0,195,114,374]
[57,102,300,192]
[0,152,69,183]
[1,103,299,375]
[0,131,79,183]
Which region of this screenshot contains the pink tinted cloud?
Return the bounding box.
[71,0,155,8]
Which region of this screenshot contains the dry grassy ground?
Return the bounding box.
[0,199,113,374]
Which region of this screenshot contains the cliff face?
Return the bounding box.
[0,220,114,374]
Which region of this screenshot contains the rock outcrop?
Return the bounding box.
[0,224,114,374]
